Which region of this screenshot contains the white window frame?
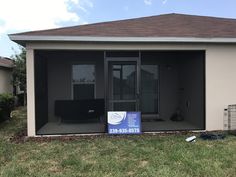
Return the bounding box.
[71,63,96,100]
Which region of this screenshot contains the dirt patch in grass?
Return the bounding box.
[10,129,28,143]
[139,160,149,167]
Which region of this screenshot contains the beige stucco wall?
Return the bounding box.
[26,42,236,136]
[0,68,13,94]
[205,45,236,130]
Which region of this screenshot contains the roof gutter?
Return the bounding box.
[9,35,236,45]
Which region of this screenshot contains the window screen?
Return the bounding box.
[72,64,95,100]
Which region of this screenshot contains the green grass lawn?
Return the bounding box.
[0,107,236,177]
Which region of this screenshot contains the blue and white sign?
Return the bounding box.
[108,111,141,134]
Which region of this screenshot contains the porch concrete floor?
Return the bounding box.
[37,122,105,135]
[142,120,200,131]
[37,120,200,135]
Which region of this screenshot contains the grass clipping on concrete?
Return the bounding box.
[0,107,236,177]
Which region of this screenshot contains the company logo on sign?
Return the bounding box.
[108,111,141,134]
[108,112,126,125]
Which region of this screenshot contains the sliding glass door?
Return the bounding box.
[107,59,139,112]
[106,57,159,118]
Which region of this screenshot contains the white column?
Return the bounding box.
[26,49,36,136]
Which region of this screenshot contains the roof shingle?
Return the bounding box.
[13,13,236,38]
[0,57,13,68]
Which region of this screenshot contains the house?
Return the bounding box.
[9,13,236,136]
[0,57,13,94]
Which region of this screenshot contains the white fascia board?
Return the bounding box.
[8,35,236,43]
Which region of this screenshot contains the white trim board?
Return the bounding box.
[9,35,236,44]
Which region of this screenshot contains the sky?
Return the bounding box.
[1,0,236,58]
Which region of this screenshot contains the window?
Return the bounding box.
[72,64,95,100]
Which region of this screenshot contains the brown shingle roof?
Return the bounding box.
[13,13,236,38]
[0,57,13,68]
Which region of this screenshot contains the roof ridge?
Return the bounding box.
[170,13,236,20]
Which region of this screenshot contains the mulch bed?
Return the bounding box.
[10,127,234,144]
[10,129,205,144]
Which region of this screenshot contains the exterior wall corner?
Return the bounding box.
[26,49,36,136]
